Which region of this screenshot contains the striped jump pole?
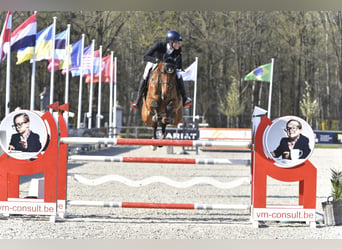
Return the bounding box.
[68,155,250,165]
[60,137,251,148]
[67,200,250,210]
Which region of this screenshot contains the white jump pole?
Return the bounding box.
[68,155,250,165]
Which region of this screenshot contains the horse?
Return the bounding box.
[141,56,183,150]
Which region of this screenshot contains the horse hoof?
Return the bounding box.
[152,145,157,151]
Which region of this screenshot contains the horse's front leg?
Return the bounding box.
[151,124,158,151]
[155,123,166,149]
[161,123,166,139]
[151,108,159,123]
[152,125,157,139]
[150,99,160,123]
[165,101,175,124]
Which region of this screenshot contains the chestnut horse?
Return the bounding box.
[141,56,183,149]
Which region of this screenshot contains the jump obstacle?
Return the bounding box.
[0,104,318,228]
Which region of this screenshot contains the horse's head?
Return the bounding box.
[162,55,177,74]
[157,55,179,101]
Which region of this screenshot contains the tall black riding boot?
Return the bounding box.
[131,77,147,110]
[177,77,192,107]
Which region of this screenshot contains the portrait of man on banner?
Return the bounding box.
[0,110,48,160]
[263,116,315,168]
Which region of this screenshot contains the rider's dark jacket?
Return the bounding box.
[143,40,182,69]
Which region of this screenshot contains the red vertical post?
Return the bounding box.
[251,116,317,210]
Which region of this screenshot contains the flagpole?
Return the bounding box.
[77,34,85,129]
[49,17,56,112]
[4,11,12,116]
[192,57,198,122]
[108,52,114,138]
[63,24,71,126]
[113,56,117,138]
[28,11,38,111]
[64,24,71,104]
[96,45,102,128]
[30,45,36,110]
[87,39,95,129]
[267,58,274,119]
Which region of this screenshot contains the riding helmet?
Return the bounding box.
[166,30,182,43]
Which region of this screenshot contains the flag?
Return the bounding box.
[244,63,271,82]
[70,46,100,77]
[47,101,59,111]
[69,44,91,76]
[91,51,102,75]
[69,39,82,67]
[10,12,37,64]
[47,29,68,71]
[85,55,113,83]
[35,24,53,61]
[0,11,12,61]
[54,29,67,59]
[59,103,69,112]
[180,60,197,81]
[61,38,82,74]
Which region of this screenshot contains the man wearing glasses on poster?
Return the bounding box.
[8,112,42,152]
[271,119,311,161]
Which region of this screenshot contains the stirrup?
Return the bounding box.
[183,97,192,108]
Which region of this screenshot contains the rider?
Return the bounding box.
[131,30,193,110]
